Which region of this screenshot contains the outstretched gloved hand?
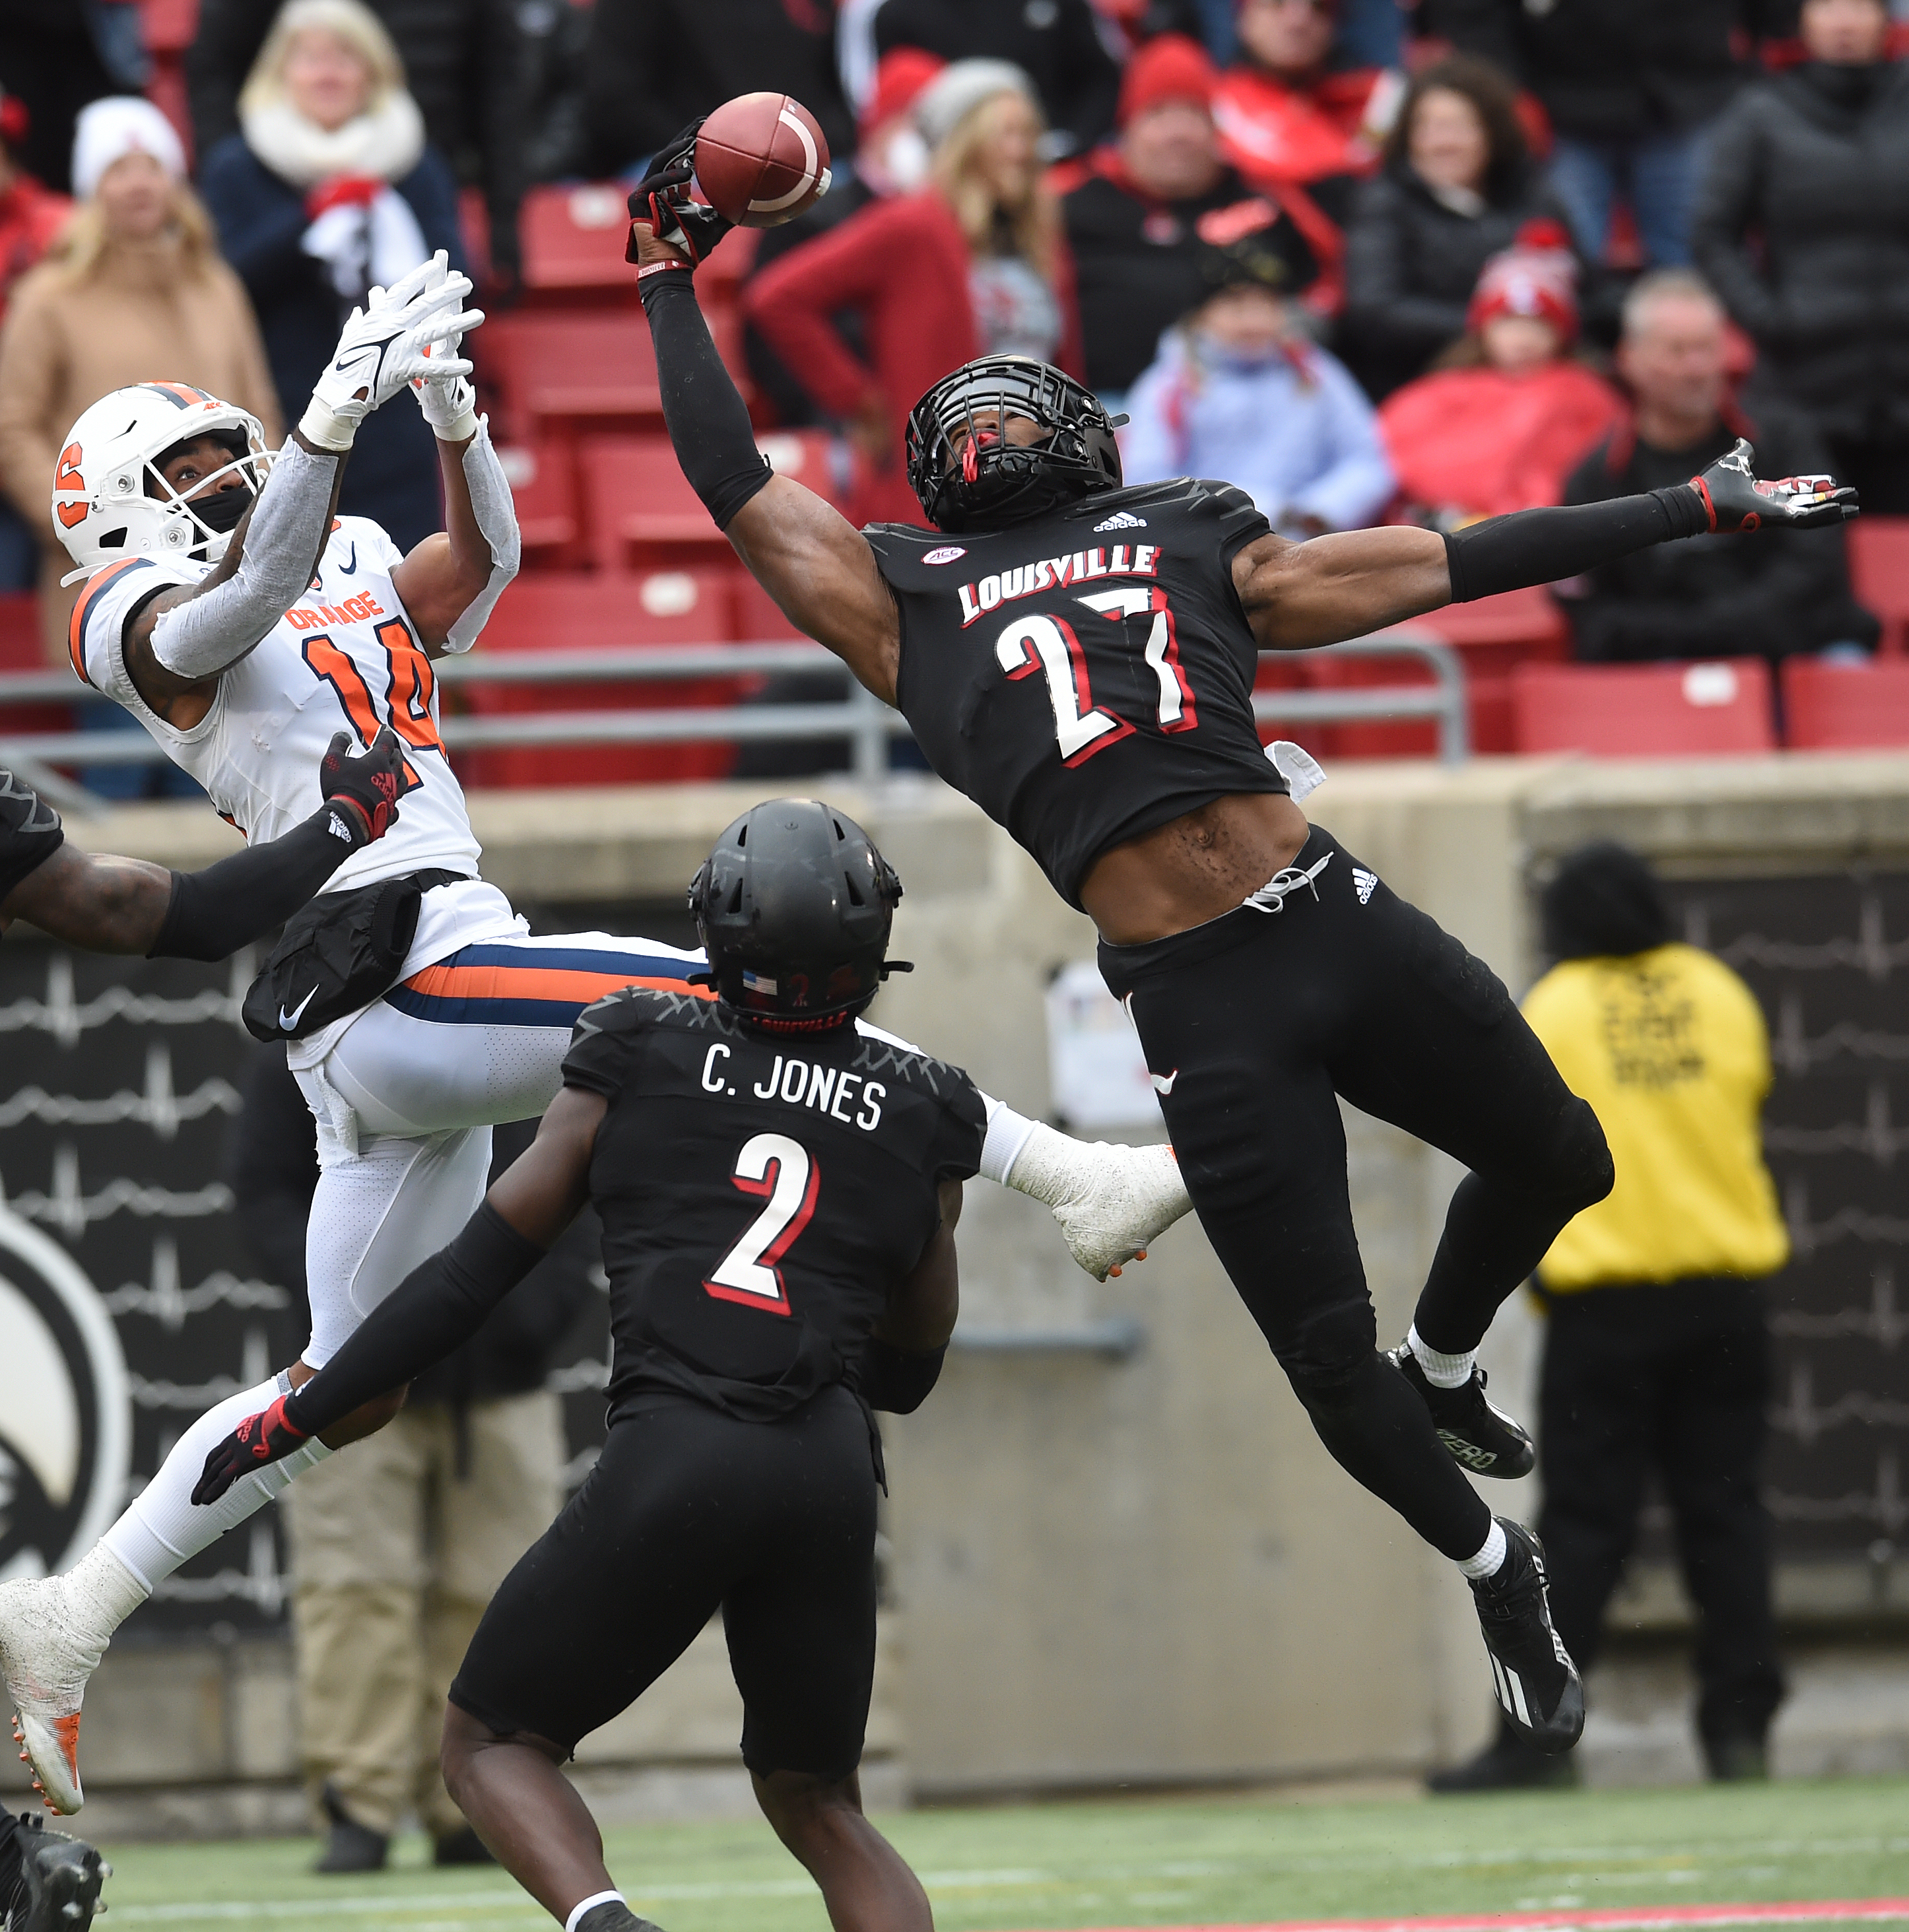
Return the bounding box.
[410,253,481,442]
[625,119,733,269]
[192,1393,310,1506]
[1691,438,1859,533]
[319,726,405,847]
[300,251,482,451]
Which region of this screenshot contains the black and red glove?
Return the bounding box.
[1690,438,1859,533]
[625,119,733,268]
[193,1393,310,1506]
[319,727,404,846]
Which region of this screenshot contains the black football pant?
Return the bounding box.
[451,1386,877,1778]
[1537,1279,1784,1752]
[1100,825,1613,1558]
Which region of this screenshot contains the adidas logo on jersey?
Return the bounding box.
[1353,867,1378,904]
[1094,511,1147,532]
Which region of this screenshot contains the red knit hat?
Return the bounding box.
[861,48,945,140]
[1467,247,1578,342]
[1118,34,1219,127]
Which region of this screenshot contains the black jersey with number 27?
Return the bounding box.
[561,987,987,1424]
[866,477,1286,910]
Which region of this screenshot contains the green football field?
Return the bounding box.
[94,1774,1909,1932]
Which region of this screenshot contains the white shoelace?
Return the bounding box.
[1241,850,1332,914]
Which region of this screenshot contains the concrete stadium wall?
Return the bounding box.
[12,750,1909,1829]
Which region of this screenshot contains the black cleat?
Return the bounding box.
[1390,1342,1535,1479]
[1,1808,110,1931]
[314,1782,387,1875]
[1468,1518,1584,1754]
[575,1906,665,1932]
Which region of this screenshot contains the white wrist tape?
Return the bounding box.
[442,417,521,655]
[149,440,341,680]
[979,1094,1039,1185]
[296,397,357,452]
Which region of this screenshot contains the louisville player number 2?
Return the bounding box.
[704,1133,819,1314]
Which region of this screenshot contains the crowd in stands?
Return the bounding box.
[2,0,1909,771]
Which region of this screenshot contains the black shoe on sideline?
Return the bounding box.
[1390,1342,1535,1479]
[315,1782,389,1875]
[1469,1518,1584,1754]
[1428,1715,1579,1793]
[433,1826,496,1867]
[1704,1734,1770,1782]
[1,1809,110,1931]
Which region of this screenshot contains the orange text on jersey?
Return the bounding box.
[284,592,388,630]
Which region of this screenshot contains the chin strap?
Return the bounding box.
[442,418,520,655]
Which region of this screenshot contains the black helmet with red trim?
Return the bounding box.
[905,355,1123,533]
[688,799,909,1031]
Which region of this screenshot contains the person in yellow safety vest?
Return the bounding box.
[1430,840,1787,1793]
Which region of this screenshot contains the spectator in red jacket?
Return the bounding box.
[1057,34,1318,409]
[747,59,1084,527]
[1378,246,1624,527]
[1211,0,1403,230]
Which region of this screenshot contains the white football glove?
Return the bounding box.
[408,251,481,442]
[299,251,481,451]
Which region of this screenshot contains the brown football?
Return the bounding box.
[694,93,832,229]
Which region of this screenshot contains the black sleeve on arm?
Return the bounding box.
[1444,484,1712,604]
[281,1201,547,1437]
[857,1337,947,1415]
[638,267,774,530]
[149,804,356,961]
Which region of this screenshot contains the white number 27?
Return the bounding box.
[704,1133,818,1315]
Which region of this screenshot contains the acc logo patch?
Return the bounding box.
[921,547,967,565]
[0,1201,131,1581]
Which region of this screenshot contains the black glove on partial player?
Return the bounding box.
[625,119,733,267]
[320,727,404,846]
[1689,437,1859,533]
[192,1392,309,1505]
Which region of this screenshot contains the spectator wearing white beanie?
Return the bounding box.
[0,93,279,669]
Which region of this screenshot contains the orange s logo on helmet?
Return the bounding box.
[54,443,88,529]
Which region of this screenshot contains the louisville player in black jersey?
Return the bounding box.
[0,732,403,958]
[193,799,986,1932]
[620,128,1859,1758]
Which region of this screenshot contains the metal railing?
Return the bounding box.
[0,628,1467,807]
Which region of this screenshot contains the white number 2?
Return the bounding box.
[995,613,1133,765]
[704,1133,818,1315]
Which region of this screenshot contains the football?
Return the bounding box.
[694,92,832,229]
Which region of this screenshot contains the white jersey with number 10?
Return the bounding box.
[68,515,481,891]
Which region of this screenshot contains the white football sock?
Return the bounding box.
[102,1374,333,1591]
[1458,1519,1508,1580]
[978,1094,1039,1186]
[567,1892,629,1932]
[1409,1323,1477,1389]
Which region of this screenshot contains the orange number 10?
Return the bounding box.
[302,621,446,787]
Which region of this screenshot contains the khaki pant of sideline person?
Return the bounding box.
[282,1391,567,1838]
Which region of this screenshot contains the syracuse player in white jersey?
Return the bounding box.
[0,257,1191,1817]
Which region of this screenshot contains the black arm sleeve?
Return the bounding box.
[1443,484,1711,604]
[638,267,773,530]
[281,1201,547,1436]
[149,803,355,961]
[857,1337,947,1415]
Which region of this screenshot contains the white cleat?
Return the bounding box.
[1007,1125,1193,1281]
[0,1574,100,1816]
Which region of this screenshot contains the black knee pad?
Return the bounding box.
[1271,1296,1378,1403]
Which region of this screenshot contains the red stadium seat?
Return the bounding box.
[460,569,746,788]
[1511,659,1776,756]
[580,436,728,569]
[495,443,580,566]
[518,183,640,300]
[1374,587,1571,756]
[1781,655,1909,750]
[1848,516,1909,656]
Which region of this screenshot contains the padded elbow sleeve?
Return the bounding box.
[149,440,341,678]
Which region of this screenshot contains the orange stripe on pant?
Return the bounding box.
[399,962,715,1004]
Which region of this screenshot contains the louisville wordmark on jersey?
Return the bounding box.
[561,988,986,1422]
[867,478,1286,910]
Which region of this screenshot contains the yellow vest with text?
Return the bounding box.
[1522,943,1790,1292]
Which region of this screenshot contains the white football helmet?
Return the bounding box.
[52,382,273,578]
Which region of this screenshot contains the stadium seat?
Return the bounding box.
[1383,586,1571,756]
[1510,659,1776,756]
[580,436,727,569]
[1848,516,1909,655]
[1781,655,1909,750]
[461,569,747,788]
[494,443,580,566]
[479,307,748,444]
[518,183,640,301]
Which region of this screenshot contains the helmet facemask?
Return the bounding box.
[147,432,268,556]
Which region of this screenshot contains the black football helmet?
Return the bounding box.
[688,799,908,1030]
[905,355,1122,533]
